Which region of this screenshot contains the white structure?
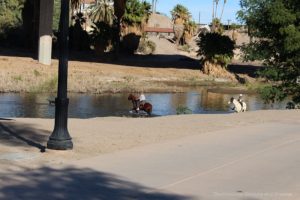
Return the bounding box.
[38,0,54,65]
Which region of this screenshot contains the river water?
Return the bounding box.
[0,90,287,118]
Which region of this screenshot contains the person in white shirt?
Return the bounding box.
[238,94,243,104]
[137,92,146,111]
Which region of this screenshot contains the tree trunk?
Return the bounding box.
[152,0,154,13]
[220,0,226,21]
[212,0,215,20]
[202,60,236,81]
[113,0,127,58]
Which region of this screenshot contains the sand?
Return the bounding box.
[0,110,299,170]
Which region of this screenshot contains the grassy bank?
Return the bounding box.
[0,56,259,94]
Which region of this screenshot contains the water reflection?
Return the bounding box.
[0,90,287,118]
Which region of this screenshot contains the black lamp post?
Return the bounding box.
[47,0,73,150]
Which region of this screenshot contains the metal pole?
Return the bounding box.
[47,0,73,150]
[227,19,231,30]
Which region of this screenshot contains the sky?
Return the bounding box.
[145,0,241,24]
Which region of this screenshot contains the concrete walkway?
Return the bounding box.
[0,121,299,200]
[71,122,300,200]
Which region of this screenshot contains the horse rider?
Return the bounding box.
[137,92,146,111]
[238,94,243,105]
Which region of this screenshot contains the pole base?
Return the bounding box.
[47,138,73,150]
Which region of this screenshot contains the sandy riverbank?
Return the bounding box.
[0,110,299,170]
[0,53,260,94]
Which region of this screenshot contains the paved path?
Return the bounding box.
[73,122,300,200]
[0,122,299,200]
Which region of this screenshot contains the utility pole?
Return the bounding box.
[152,0,154,13]
[199,11,201,25]
[227,19,231,30]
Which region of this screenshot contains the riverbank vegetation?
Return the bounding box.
[238,0,300,104]
[1,55,243,94]
[0,0,268,95]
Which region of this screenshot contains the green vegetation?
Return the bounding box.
[171,4,196,45]
[176,105,192,115]
[238,0,300,103]
[123,0,151,27]
[33,69,41,77]
[171,4,190,22]
[12,75,22,82]
[0,0,24,42]
[137,37,156,54]
[197,32,235,68]
[53,0,60,31]
[30,76,58,93]
[90,21,113,54]
[89,0,114,25]
[212,0,227,33]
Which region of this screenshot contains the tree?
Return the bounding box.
[220,0,227,21]
[197,32,235,78]
[171,4,191,45]
[211,0,227,32]
[123,0,151,28]
[121,0,151,54]
[0,0,24,36]
[238,0,300,103]
[89,0,114,25]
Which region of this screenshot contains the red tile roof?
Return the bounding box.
[83,0,96,4]
[144,27,174,33]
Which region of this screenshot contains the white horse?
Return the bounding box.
[228,97,247,113]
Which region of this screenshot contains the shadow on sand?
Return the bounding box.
[0,47,262,76]
[0,47,200,69]
[0,166,194,200]
[0,120,48,152]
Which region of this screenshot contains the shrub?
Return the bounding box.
[90,21,114,55]
[137,39,156,54]
[176,105,192,115]
[197,32,235,68]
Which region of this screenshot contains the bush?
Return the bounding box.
[121,33,141,54]
[137,39,156,54]
[197,32,235,68]
[90,21,114,55]
[176,105,192,115]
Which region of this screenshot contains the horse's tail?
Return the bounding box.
[242,102,247,112]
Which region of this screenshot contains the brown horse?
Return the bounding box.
[128,94,152,115]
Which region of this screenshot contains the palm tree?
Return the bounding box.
[151,0,154,13]
[71,0,82,10]
[219,0,227,21]
[89,0,114,25]
[123,0,151,28]
[114,0,127,20]
[214,0,219,18]
[171,4,190,45]
[212,0,215,20]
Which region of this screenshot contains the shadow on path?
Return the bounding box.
[0,166,194,200]
[68,52,201,70]
[0,120,48,152]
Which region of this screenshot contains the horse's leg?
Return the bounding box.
[132,100,137,111]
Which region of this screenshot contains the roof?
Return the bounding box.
[83,0,96,4]
[144,27,174,33]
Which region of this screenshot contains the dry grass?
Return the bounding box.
[0,55,237,93]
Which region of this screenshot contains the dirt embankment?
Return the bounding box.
[0,54,238,94]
